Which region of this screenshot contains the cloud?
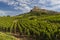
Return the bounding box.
[0,10,21,16]
[0,0,60,15]
[0,10,7,16]
[49,0,60,5]
[38,0,60,11]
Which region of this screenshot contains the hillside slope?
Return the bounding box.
[18,6,59,17]
[0,6,60,40]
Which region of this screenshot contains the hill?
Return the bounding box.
[18,6,59,17]
[0,6,60,40]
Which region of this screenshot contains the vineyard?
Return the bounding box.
[0,12,60,40]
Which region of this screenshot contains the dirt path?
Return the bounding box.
[16,38,20,40]
[11,33,28,40]
[10,33,36,40]
[11,33,21,40]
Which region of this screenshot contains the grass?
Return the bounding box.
[0,32,16,40]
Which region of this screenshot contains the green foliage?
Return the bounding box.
[0,11,60,40]
[7,15,10,17]
[0,32,16,40]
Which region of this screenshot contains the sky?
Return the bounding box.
[0,0,60,16]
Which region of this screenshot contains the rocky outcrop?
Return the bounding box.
[31,6,40,12]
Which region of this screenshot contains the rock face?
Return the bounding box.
[31,6,40,12]
[31,6,47,12]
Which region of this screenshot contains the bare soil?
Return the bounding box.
[11,33,36,40]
